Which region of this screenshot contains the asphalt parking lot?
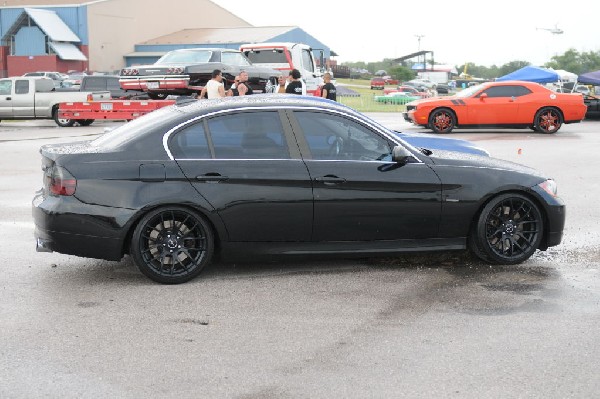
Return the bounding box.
[1,117,599,398]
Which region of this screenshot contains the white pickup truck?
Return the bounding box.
[0,76,110,127]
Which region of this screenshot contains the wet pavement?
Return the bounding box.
[1,117,599,398]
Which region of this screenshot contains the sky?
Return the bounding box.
[211,0,598,68]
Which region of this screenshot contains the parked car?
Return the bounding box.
[119,48,280,99]
[0,76,110,126]
[383,85,428,98]
[583,94,600,119]
[407,78,436,89]
[374,92,420,104]
[370,77,385,90]
[22,71,65,88]
[61,72,88,88]
[33,95,564,284]
[404,80,587,133]
[57,75,148,99]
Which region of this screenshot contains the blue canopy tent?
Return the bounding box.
[496,66,560,83]
[578,70,600,85]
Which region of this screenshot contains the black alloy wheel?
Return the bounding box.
[534,107,563,133]
[429,108,455,133]
[131,207,214,284]
[470,193,543,264]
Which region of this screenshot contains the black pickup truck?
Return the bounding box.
[58,75,148,99]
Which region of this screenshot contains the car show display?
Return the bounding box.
[118,48,280,99]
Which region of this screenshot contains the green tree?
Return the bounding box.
[389,66,415,82]
[545,49,600,74]
[498,61,531,77]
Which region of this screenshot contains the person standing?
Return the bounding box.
[285,69,304,95]
[199,69,225,99]
[321,72,337,101]
[236,70,254,96]
[276,75,286,93]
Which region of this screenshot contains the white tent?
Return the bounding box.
[551,69,578,83]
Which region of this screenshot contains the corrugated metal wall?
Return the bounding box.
[14,26,45,55]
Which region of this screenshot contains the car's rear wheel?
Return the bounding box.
[534,107,562,133]
[470,193,543,264]
[429,108,455,133]
[131,206,214,284]
[53,109,75,127]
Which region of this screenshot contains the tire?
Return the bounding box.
[131,206,214,284]
[428,108,455,133]
[53,109,75,127]
[534,107,562,133]
[78,119,94,126]
[470,193,543,265]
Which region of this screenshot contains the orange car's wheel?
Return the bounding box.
[429,108,455,133]
[534,107,562,134]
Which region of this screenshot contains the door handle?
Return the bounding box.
[196,173,228,183]
[314,175,346,185]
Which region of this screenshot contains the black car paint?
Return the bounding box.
[33,96,565,276]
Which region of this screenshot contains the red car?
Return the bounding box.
[370,77,385,90]
[404,80,587,133]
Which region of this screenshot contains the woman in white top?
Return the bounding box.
[200,69,225,99]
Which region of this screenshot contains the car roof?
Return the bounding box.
[172,94,355,116]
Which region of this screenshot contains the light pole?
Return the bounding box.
[415,34,425,51]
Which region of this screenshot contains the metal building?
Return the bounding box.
[0,0,331,77]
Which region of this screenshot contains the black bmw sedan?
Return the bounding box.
[33,95,565,284]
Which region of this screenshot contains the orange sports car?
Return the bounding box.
[403,80,587,133]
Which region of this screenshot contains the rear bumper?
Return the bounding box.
[119,75,190,91]
[32,191,133,261]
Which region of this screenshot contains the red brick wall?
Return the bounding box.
[6,45,90,76]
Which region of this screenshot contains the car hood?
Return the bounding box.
[426,149,545,178]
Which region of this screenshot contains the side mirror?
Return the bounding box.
[392,145,413,165]
[479,92,488,101]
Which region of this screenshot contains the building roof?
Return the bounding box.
[22,7,80,41]
[139,26,296,45]
[0,0,106,6]
[49,41,87,60]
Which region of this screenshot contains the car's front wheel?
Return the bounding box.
[131,207,214,284]
[469,193,543,264]
[429,108,455,133]
[534,107,562,133]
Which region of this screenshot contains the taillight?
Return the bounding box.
[45,165,77,196]
[86,93,93,101]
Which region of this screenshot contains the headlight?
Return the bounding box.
[537,179,558,197]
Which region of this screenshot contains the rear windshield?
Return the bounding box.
[91,106,181,149]
[245,49,287,64]
[157,50,212,64]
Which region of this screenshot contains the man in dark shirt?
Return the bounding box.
[236,70,254,96]
[285,69,303,95]
[321,72,336,101]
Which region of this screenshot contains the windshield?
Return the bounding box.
[455,83,489,98]
[157,50,212,64]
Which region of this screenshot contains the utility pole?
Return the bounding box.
[415,34,425,51]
